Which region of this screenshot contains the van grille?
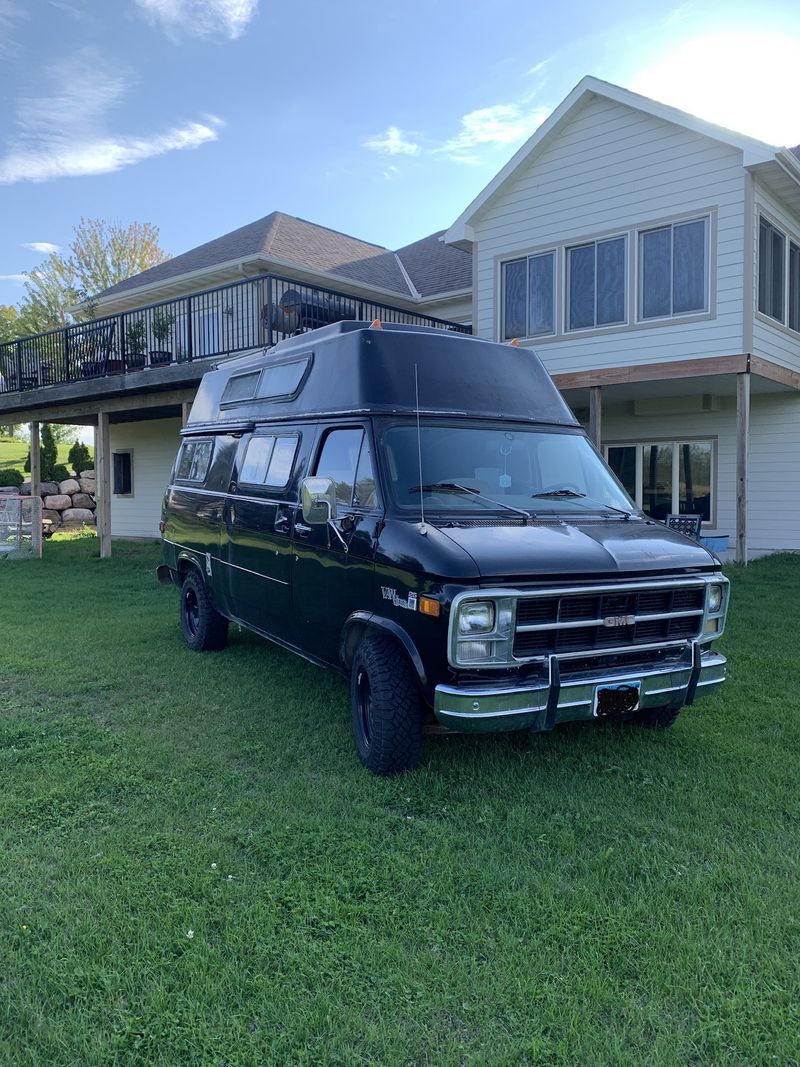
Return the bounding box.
[513,585,705,660]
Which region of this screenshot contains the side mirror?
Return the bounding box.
[301,476,337,524]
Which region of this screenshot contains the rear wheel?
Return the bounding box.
[351,636,422,776]
[180,569,229,652]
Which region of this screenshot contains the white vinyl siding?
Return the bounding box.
[108,417,182,538]
[471,94,745,376]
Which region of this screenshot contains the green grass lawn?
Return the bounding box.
[1,539,798,1065]
[0,436,93,475]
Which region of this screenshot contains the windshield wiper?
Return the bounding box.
[410,482,533,524]
[531,488,634,520]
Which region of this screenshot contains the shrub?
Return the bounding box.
[0,468,23,487]
[52,463,70,483]
[68,441,92,476]
[23,424,60,480]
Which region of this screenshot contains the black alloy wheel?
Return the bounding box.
[350,635,422,776]
[179,569,229,652]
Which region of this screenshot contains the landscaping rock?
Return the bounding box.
[39,481,59,497]
[78,478,96,494]
[0,486,18,495]
[58,478,80,495]
[79,469,95,479]
[61,508,94,525]
[71,493,95,509]
[41,509,61,528]
[19,482,31,495]
[44,494,72,511]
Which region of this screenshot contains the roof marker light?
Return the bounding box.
[370,318,382,329]
[508,338,520,346]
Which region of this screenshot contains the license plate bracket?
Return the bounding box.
[593,681,641,717]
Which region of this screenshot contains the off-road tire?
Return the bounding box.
[633,704,682,729]
[180,569,229,652]
[351,636,422,776]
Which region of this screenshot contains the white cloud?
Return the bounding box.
[23,242,61,254]
[134,0,258,41]
[363,126,420,157]
[633,32,800,147]
[442,104,551,160]
[0,49,224,184]
[0,274,27,283]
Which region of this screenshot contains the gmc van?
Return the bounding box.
[158,321,729,775]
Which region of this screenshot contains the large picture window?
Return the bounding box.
[567,236,626,330]
[502,251,555,339]
[606,439,713,524]
[639,217,708,320]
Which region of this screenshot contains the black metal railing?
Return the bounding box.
[0,274,470,397]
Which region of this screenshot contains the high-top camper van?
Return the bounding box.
[158,321,728,775]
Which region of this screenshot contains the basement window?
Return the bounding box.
[113,451,133,496]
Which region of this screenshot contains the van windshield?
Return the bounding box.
[380,422,635,517]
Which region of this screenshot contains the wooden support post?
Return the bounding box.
[30,420,41,497]
[181,401,192,427]
[589,386,602,448]
[95,411,112,559]
[736,372,750,564]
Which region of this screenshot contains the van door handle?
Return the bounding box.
[274,514,291,534]
[294,522,312,538]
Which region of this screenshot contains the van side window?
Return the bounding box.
[176,439,214,483]
[315,429,365,512]
[239,434,299,488]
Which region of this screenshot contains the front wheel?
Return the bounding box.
[351,636,422,776]
[180,570,229,652]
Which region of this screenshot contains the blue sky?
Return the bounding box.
[1,0,799,307]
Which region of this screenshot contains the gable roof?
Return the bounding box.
[445,75,788,245]
[99,211,470,303]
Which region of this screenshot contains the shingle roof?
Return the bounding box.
[396,230,472,296]
[792,146,800,162]
[99,211,471,302]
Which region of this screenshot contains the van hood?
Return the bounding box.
[437,518,716,580]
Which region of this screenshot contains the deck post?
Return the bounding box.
[589,386,602,448]
[95,411,112,559]
[30,420,42,557]
[736,372,750,564]
[181,402,192,427]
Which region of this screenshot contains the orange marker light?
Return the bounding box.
[508,338,520,346]
[370,318,382,329]
[418,595,441,617]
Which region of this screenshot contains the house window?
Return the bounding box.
[606,439,713,524]
[566,236,626,331]
[502,251,555,339]
[113,451,133,496]
[789,241,800,333]
[758,217,785,322]
[638,217,708,320]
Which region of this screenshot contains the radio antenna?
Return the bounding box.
[414,363,427,535]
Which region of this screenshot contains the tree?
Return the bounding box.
[0,304,39,344]
[21,218,170,333]
[24,424,59,479]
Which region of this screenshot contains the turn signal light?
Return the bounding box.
[418,595,440,617]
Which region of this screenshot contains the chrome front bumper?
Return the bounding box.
[434,643,726,733]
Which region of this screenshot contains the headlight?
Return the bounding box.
[707,584,723,613]
[458,601,494,635]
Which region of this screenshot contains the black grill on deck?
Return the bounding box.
[513,586,705,659]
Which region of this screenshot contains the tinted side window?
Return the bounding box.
[315,429,364,511]
[239,434,299,489]
[354,436,377,508]
[176,439,214,483]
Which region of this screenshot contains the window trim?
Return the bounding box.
[604,436,717,528]
[112,449,133,497]
[636,215,711,323]
[756,210,800,336]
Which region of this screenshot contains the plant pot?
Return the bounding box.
[149,350,172,367]
[126,353,146,370]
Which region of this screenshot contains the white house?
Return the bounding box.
[445,76,800,560]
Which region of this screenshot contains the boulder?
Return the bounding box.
[71,493,95,509]
[0,486,18,495]
[79,469,95,479]
[19,482,31,496]
[58,478,80,495]
[41,509,61,528]
[78,478,96,494]
[61,507,94,525]
[39,481,59,497]
[44,494,72,511]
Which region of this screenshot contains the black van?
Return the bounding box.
[158,321,728,775]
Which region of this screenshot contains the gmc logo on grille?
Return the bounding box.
[603,614,635,628]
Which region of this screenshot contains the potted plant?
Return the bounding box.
[125,317,148,369]
[150,308,175,366]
